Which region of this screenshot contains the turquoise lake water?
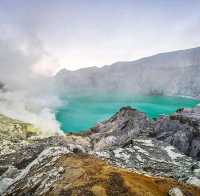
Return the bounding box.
[55,95,199,132]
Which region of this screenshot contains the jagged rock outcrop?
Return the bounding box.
[0,135,91,171]
[87,106,200,185]
[153,106,200,160]
[1,106,200,195]
[92,138,200,181]
[1,147,71,195]
[88,106,152,150]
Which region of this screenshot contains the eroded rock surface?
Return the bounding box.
[2,153,200,196]
[1,147,71,195]
[92,138,200,181]
[88,106,152,150]
[0,114,40,155]
[153,106,200,160]
[1,106,200,195]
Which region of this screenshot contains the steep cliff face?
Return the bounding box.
[1,106,200,195]
[153,106,200,160]
[88,107,152,150]
[55,47,200,97]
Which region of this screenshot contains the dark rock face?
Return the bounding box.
[88,106,152,150]
[153,106,200,160]
[153,118,193,154]
[190,138,200,158]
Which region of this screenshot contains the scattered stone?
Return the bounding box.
[92,138,197,180]
[168,187,184,196]
[187,177,200,188]
[58,166,65,174]
[193,168,200,178]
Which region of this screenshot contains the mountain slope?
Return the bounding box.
[55,47,200,97]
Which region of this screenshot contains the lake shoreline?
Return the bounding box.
[56,95,200,133]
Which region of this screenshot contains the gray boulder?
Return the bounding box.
[88,106,152,150]
[168,187,184,196]
[153,107,200,160]
[187,177,200,188]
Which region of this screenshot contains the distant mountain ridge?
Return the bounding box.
[55,46,200,97]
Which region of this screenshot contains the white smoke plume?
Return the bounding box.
[0,36,64,135]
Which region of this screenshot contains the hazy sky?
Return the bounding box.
[0,0,200,74]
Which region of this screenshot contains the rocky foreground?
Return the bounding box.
[1,106,200,195]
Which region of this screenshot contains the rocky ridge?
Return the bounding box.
[153,106,200,160]
[55,47,200,97]
[1,106,200,195]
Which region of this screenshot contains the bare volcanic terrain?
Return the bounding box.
[1,106,200,195]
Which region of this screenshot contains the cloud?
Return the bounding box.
[0,90,63,136]
[0,35,63,135]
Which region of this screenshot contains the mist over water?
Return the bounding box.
[56,95,199,132]
[0,35,200,135]
[0,1,200,136]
